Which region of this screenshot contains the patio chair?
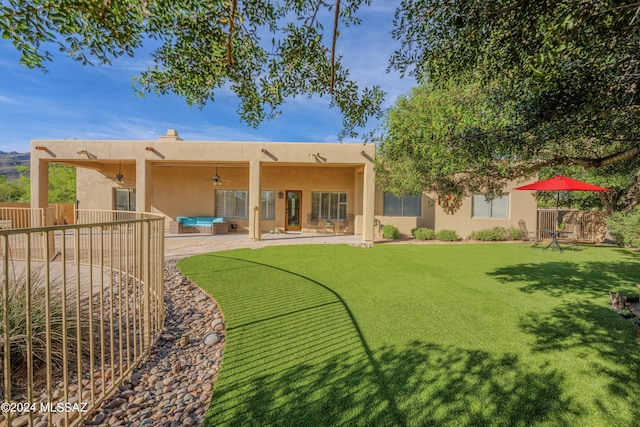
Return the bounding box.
[559,223,580,250]
[339,214,354,235]
[518,220,542,245]
[306,214,322,234]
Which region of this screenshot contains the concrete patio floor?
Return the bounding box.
[164,231,362,260]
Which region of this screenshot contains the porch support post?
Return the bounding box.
[362,161,375,243]
[249,160,261,240]
[30,158,49,210]
[136,159,152,213]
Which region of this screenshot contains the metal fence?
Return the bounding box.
[1,210,165,426]
[0,207,55,230]
[537,208,608,242]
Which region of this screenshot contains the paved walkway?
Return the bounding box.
[164,231,362,259]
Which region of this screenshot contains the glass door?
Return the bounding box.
[285,190,302,231]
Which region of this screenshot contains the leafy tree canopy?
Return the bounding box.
[0,0,384,138]
[378,0,640,212]
[0,173,26,202]
[47,163,76,203]
[0,164,75,203]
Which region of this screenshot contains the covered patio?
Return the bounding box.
[31,130,377,242]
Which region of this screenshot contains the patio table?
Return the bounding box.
[541,229,572,252]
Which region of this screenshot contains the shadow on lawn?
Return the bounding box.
[488,260,640,297]
[520,301,640,406]
[489,258,640,423]
[191,254,580,426]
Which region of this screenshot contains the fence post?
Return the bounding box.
[143,220,151,351]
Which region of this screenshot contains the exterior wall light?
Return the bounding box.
[278,192,283,199]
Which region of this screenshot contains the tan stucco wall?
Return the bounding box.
[373,189,436,237]
[372,181,537,239]
[432,179,538,239]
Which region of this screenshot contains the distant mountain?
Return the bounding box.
[0,151,30,181]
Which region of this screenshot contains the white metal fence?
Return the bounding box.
[1,210,165,426]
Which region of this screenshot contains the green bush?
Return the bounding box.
[381,224,401,239]
[606,209,640,248]
[471,226,524,241]
[471,228,501,241]
[507,226,523,240]
[436,229,458,241]
[413,228,436,240]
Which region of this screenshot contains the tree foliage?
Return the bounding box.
[0,0,383,138]
[47,163,76,203]
[0,164,75,203]
[379,0,640,212]
[0,174,27,202]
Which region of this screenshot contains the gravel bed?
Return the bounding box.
[81,259,225,427]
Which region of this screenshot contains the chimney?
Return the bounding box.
[159,129,183,141]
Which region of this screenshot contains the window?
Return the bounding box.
[311,192,347,220]
[114,188,136,211]
[216,190,249,218]
[261,190,276,220]
[472,194,509,218]
[383,193,422,216]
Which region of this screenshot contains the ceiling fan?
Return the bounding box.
[107,162,131,184]
[205,167,230,186]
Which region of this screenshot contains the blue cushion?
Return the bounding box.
[177,216,196,226]
[177,216,225,226]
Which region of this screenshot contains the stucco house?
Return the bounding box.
[30,130,537,242]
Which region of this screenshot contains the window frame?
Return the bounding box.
[471,193,510,218]
[114,188,136,212]
[215,189,249,219]
[311,191,348,220]
[261,190,276,220]
[383,193,422,217]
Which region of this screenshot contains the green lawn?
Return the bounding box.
[178,244,640,426]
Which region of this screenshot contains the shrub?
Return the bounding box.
[381,224,400,239]
[436,229,458,241]
[0,267,94,382]
[413,228,436,240]
[471,226,524,241]
[606,209,640,248]
[470,227,508,241]
[471,229,497,241]
[507,226,523,240]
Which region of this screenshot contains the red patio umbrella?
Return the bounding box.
[514,175,610,231]
[514,175,610,193]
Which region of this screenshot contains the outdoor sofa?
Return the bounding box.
[170,216,228,234]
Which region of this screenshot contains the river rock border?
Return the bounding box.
[83,259,225,427]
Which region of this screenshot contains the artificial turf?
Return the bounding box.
[177,243,640,426]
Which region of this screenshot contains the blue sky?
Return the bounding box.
[0,1,415,153]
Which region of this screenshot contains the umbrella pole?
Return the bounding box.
[556,191,560,230]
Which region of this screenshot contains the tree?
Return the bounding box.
[378,0,640,211]
[47,164,76,203]
[0,174,26,202]
[0,0,383,138]
[0,164,76,203]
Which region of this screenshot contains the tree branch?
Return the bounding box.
[330,0,341,94]
[227,0,237,66]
